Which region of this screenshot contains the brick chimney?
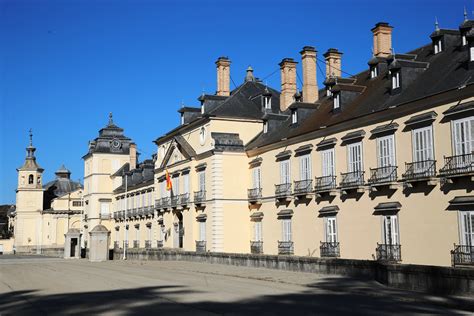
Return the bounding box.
[279,58,298,111]
[129,143,137,170]
[216,57,231,96]
[372,22,393,58]
[323,48,343,79]
[300,46,318,103]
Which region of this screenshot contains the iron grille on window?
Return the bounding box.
[278,241,294,255]
[368,166,398,185]
[275,183,292,198]
[440,153,474,177]
[250,241,264,254]
[340,171,365,188]
[315,176,337,192]
[376,243,401,262]
[194,191,206,203]
[294,179,313,194]
[402,160,436,181]
[248,188,263,201]
[320,241,340,258]
[195,240,206,253]
[451,244,474,267]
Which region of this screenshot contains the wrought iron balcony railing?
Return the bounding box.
[155,198,163,209]
[195,240,206,253]
[171,195,179,208]
[145,240,152,249]
[439,153,474,178]
[278,241,294,255]
[113,212,118,220]
[315,176,337,192]
[250,241,263,254]
[157,240,164,248]
[451,244,474,267]
[161,197,171,209]
[368,166,398,186]
[275,183,292,198]
[294,179,313,195]
[137,207,144,217]
[100,213,111,220]
[248,188,263,201]
[179,193,190,205]
[340,171,365,189]
[402,160,436,181]
[376,243,401,262]
[119,210,125,219]
[320,241,340,258]
[114,241,120,249]
[133,240,140,248]
[194,190,206,204]
[144,206,153,217]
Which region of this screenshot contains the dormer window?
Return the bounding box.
[263,95,271,110]
[333,92,340,110]
[370,66,378,79]
[391,71,400,89]
[463,34,467,46]
[434,39,442,54]
[201,104,205,114]
[470,45,474,61]
[181,114,184,125]
[263,121,268,133]
[291,110,298,124]
[327,86,332,97]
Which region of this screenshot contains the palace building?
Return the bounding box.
[14,17,474,267]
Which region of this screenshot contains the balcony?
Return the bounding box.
[157,240,164,248]
[119,210,125,219]
[439,153,474,183]
[144,206,153,217]
[195,240,206,253]
[247,188,263,204]
[339,171,365,194]
[402,160,437,187]
[100,213,111,220]
[294,179,313,199]
[114,241,120,249]
[320,241,340,258]
[368,166,398,191]
[451,244,474,267]
[124,241,129,249]
[179,193,190,206]
[275,183,292,201]
[133,240,140,248]
[314,176,337,197]
[376,243,401,262]
[170,195,179,208]
[161,197,171,210]
[250,241,263,254]
[155,198,163,210]
[194,190,206,206]
[145,240,152,249]
[137,207,145,217]
[113,212,119,220]
[278,241,294,255]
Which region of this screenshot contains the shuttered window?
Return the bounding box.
[198,171,206,192]
[183,173,190,194]
[325,217,338,243]
[347,142,363,172]
[383,215,400,245]
[377,135,396,167]
[281,219,292,242]
[174,176,180,195]
[252,167,261,189]
[461,211,474,246]
[254,221,263,242]
[199,221,206,241]
[321,148,335,176]
[413,126,434,162]
[453,117,474,155]
[280,159,291,184]
[299,154,312,180]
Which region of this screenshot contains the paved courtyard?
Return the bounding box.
[0,256,473,315]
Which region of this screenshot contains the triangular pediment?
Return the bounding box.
[160,136,196,169]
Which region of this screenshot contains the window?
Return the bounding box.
[28,174,34,184]
[377,135,396,167]
[181,114,184,125]
[281,218,292,242]
[325,217,338,243]
[173,176,180,195]
[434,39,442,54]
[183,173,190,194]
[147,225,152,241]
[452,117,474,155]
[321,148,335,177]
[333,92,340,110]
[291,110,298,124]
[412,126,434,162]
[198,170,206,192]
[254,221,262,242]
[135,226,139,241]
[136,195,140,208]
[199,127,206,145]
[327,87,332,97]
[263,96,271,109]
[299,154,312,180]
[252,167,261,189]
[370,66,378,79]
[347,142,363,172]
[201,104,205,114]
[263,121,268,134]
[72,201,83,207]
[280,159,291,184]
[382,215,399,245]
[142,193,146,207]
[391,71,400,89]
[470,46,474,62]
[100,202,110,216]
[199,221,206,241]
[460,211,474,246]
[462,34,467,46]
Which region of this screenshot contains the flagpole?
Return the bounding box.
[123,174,128,260]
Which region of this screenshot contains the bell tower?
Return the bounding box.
[15,129,45,248]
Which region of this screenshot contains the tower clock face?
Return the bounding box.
[111,139,122,149]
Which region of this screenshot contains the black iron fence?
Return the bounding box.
[403,160,436,181]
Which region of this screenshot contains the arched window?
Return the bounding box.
[28,174,34,184]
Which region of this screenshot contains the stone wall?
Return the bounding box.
[114,248,474,296]
[16,245,64,257]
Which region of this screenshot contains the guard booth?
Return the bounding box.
[89,224,110,262]
[64,228,81,259]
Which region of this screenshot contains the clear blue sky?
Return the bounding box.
[0,0,467,204]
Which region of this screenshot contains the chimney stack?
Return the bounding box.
[216,57,231,96]
[279,58,298,111]
[371,22,393,58]
[300,46,318,103]
[323,48,343,79]
[129,143,137,170]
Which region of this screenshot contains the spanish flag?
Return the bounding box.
[165,169,172,191]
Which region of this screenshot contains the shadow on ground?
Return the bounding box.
[1,277,473,315]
